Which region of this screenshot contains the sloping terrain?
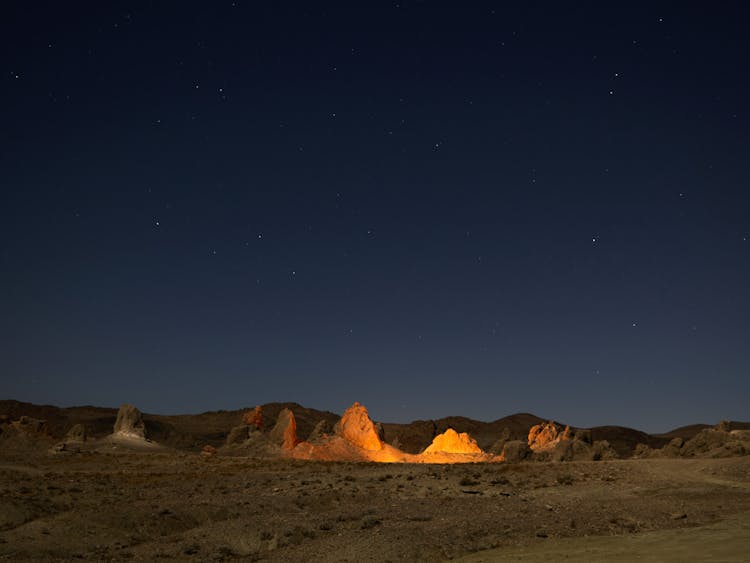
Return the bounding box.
[0,454,748,561]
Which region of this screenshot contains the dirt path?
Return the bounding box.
[459,458,750,563]
[457,510,750,562]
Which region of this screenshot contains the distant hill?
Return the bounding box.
[1,399,744,456]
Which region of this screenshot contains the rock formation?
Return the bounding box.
[592,440,618,460]
[646,422,750,459]
[544,438,595,462]
[65,423,87,442]
[242,405,263,430]
[307,419,333,442]
[528,421,571,451]
[500,440,531,463]
[661,436,685,457]
[488,427,512,455]
[226,425,251,445]
[269,408,299,450]
[334,402,383,451]
[16,416,49,435]
[422,428,483,454]
[113,404,146,439]
[679,423,749,458]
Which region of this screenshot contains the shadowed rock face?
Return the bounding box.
[269,408,299,450]
[225,425,251,445]
[307,419,333,442]
[335,402,383,451]
[423,428,483,454]
[113,404,146,439]
[500,440,531,463]
[65,423,87,442]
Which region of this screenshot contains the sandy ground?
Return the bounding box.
[0,451,748,561]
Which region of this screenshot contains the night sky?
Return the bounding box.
[2,3,749,432]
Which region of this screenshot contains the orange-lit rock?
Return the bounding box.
[242,405,263,430]
[335,402,384,451]
[269,408,299,450]
[527,420,570,451]
[423,428,483,454]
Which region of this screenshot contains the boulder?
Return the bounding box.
[592,440,618,460]
[423,428,483,454]
[113,404,146,439]
[334,402,383,451]
[269,408,299,450]
[633,443,653,459]
[538,435,617,462]
[661,436,685,458]
[543,439,590,462]
[500,440,531,463]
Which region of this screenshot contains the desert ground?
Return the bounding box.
[0,451,748,561]
[1,400,749,561]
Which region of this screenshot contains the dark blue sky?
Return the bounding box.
[2,2,748,432]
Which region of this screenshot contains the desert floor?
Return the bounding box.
[0,451,748,561]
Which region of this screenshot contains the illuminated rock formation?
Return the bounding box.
[423,428,483,454]
[527,420,571,451]
[290,401,502,463]
[242,405,263,430]
[270,408,299,450]
[335,402,384,451]
[113,404,146,439]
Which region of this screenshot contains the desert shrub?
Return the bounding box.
[361,515,381,529]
